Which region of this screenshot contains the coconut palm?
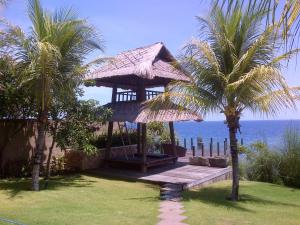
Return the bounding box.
[22,0,103,191]
[217,0,300,51]
[149,2,300,201]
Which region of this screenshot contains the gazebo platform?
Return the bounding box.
[91,158,232,189]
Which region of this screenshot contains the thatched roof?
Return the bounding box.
[86,42,190,89]
[105,102,202,123]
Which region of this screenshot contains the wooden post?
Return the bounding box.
[190,138,193,150]
[192,146,195,157]
[137,123,141,154]
[210,138,213,157]
[201,143,204,156]
[137,81,147,172]
[111,86,117,103]
[184,138,187,149]
[217,142,220,156]
[141,123,147,172]
[224,138,228,155]
[241,138,244,146]
[197,137,202,150]
[105,122,113,160]
[169,122,176,157]
[105,86,117,161]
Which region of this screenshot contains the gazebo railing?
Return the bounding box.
[146,90,163,100]
[116,90,163,102]
[117,91,137,102]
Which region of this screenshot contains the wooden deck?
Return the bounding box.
[91,157,232,189]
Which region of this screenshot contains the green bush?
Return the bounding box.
[243,142,281,184]
[147,122,171,152]
[242,128,300,188]
[90,132,138,148]
[90,122,172,151]
[279,128,300,187]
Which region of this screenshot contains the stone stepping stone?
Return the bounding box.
[157,200,188,225]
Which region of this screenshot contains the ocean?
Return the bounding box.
[174,120,300,149]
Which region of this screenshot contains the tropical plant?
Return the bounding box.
[55,100,111,155]
[280,127,300,187]
[216,0,300,52]
[14,0,104,191]
[243,142,281,184]
[149,2,300,200]
[91,131,139,149]
[0,49,36,177]
[147,122,171,152]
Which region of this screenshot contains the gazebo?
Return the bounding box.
[86,42,202,172]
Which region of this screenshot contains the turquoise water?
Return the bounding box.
[174,120,300,149]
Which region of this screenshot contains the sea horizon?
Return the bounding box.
[174,119,300,150]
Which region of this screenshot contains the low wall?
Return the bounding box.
[0,120,64,177]
[0,119,137,176]
[65,145,137,171]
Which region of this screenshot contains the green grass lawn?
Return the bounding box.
[182,180,300,225]
[0,174,159,225]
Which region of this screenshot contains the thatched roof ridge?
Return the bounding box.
[105,102,202,123]
[86,42,190,88]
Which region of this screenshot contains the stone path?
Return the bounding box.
[157,183,188,225]
[157,200,188,225]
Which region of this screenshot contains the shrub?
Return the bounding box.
[147,122,171,152]
[50,156,65,175]
[244,142,281,184]
[90,122,172,151]
[279,128,300,187]
[90,132,138,149]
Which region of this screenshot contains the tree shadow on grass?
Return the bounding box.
[83,171,160,192]
[124,196,160,202]
[182,186,300,213]
[0,174,96,198]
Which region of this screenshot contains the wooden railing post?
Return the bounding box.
[210,138,213,157]
[169,122,176,157]
[217,142,220,156]
[224,138,228,155]
[197,137,202,150]
[192,146,195,157]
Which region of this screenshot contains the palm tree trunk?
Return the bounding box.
[32,110,47,191]
[226,115,240,201]
[44,121,58,189]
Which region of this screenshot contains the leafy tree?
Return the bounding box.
[55,100,111,153]
[43,99,110,188]
[0,8,36,176]
[149,2,300,201]
[15,0,104,191]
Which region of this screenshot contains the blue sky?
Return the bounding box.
[2,0,300,121]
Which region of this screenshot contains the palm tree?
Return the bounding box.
[217,0,300,51]
[149,2,300,201]
[22,0,103,191]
